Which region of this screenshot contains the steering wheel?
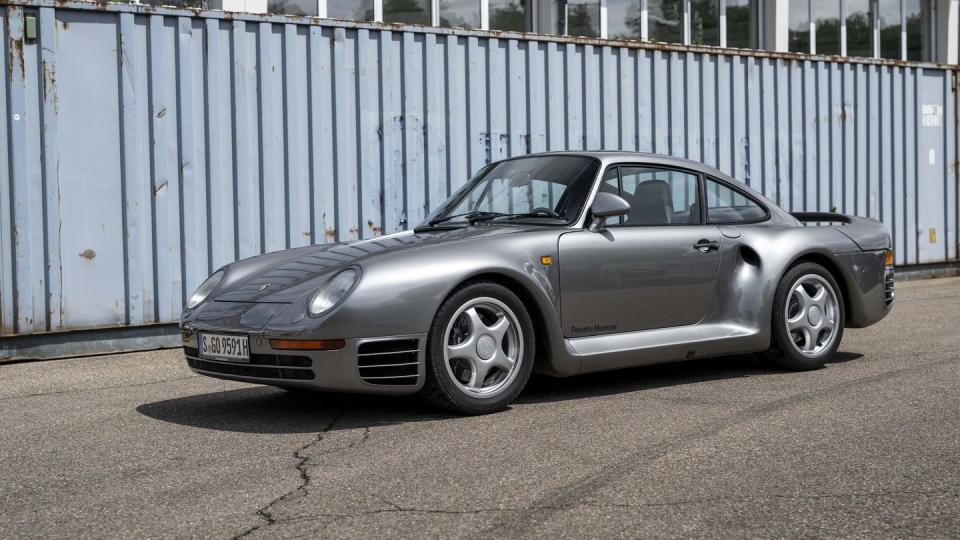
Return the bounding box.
[530,207,562,218]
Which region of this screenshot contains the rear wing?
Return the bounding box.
[791,212,853,224]
[791,212,889,251]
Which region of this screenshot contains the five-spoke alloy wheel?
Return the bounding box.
[423,282,535,414]
[766,262,845,370]
[784,274,840,356]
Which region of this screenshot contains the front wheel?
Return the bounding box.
[421,282,535,414]
[764,262,845,370]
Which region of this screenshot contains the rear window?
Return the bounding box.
[705,177,767,223]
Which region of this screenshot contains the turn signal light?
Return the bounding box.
[885,249,894,266]
[270,339,345,351]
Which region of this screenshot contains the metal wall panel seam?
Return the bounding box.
[0,5,15,334]
[358,28,382,238]
[948,70,958,260]
[583,44,600,151]
[526,40,546,154]
[400,30,423,228]
[506,39,527,158]
[425,33,447,210]
[284,23,312,248]
[177,16,208,302]
[7,7,40,334]
[119,12,153,325]
[38,7,60,330]
[488,37,507,161]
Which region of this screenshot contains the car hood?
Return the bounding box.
[212,225,537,303]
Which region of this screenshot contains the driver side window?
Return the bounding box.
[600,165,702,226]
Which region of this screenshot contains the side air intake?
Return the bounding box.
[357,339,420,386]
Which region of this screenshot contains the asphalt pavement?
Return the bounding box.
[1,277,959,538]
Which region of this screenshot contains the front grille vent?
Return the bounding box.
[183,347,314,380]
[884,268,895,306]
[357,339,419,386]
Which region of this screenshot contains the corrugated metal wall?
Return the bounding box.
[1,0,958,338]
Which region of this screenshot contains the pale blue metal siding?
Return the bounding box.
[0,0,957,338]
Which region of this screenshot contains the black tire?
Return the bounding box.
[421,281,536,415]
[764,262,845,370]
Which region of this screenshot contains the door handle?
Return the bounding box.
[693,239,720,253]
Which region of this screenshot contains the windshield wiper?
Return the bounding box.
[493,212,565,222]
[427,211,507,226]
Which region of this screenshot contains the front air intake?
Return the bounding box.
[357,339,420,386]
[183,347,314,380]
[884,267,895,306]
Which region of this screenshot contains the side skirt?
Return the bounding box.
[566,323,766,374]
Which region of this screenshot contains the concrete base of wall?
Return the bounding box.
[0,324,181,363]
[896,261,960,281]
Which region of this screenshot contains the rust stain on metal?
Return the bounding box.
[838,106,848,122]
[41,60,58,112]
[8,28,24,80]
[325,227,336,240]
[154,180,168,194]
[78,249,96,260]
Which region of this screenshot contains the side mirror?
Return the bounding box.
[588,192,631,232]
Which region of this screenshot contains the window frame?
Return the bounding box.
[702,175,770,225]
[596,163,706,228]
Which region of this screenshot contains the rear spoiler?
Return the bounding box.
[790,212,853,224]
[792,212,890,251]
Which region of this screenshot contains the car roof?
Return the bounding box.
[511,150,727,177]
[504,150,773,205]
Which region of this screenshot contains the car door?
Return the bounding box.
[559,165,722,338]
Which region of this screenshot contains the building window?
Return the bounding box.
[489,0,530,31]
[649,0,684,43]
[327,0,375,20]
[786,0,930,61]
[441,0,482,28]
[690,0,719,46]
[788,0,810,53]
[608,0,643,39]
[725,0,759,48]
[878,0,901,59]
[904,0,924,60]
[555,0,601,37]
[813,0,840,55]
[383,0,430,24]
[267,0,318,16]
[845,0,873,57]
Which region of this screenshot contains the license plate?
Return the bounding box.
[199,333,250,362]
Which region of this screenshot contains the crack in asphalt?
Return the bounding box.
[232,487,960,534]
[232,414,376,539]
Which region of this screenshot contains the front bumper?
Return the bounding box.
[180,327,427,395]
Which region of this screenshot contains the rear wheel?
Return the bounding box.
[765,262,845,370]
[422,282,535,414]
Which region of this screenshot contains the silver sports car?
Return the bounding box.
[180,152,894,414]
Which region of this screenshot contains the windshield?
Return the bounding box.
[420,156,599,227]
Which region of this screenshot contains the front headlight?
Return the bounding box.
[186,270,224,309]
[308,268,359,316]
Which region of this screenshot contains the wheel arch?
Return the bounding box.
[440,271,559,374]
[783,251,852,322]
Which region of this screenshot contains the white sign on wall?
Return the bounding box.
[921,104,943,127]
